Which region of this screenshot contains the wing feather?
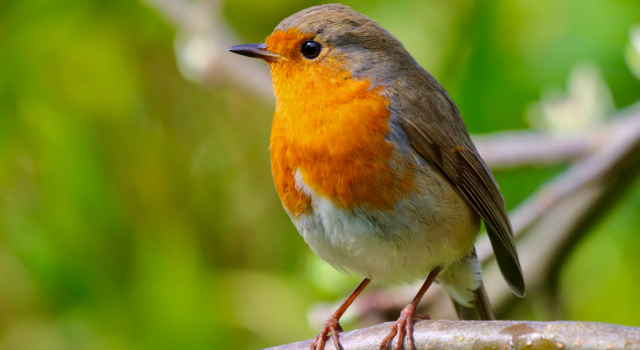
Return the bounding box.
[399,108,525,297]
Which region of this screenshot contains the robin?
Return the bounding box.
[227,4,524,350]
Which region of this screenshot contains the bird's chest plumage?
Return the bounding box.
[268,72,479,282]
[269,74,414,215]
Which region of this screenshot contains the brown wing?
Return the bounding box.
[398,91,525,297]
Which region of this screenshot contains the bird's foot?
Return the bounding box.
[379,304,428,350]
[310,315,343,350]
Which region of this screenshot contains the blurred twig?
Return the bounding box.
[472,127,604,169]
[477,102,640,314]
[266,320,640,350]
[545,105,640,299]
[144,0,273,96]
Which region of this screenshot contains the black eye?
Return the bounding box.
[301,40,322,59]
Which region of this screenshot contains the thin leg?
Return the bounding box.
[379,267,442,350]
[310,277,372,350]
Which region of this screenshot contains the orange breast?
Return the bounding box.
[266,30,414,217]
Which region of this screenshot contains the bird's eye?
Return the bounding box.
[301,40,322,59]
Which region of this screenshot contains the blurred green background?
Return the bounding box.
[2,0,640,349]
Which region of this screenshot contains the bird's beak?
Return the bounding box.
[227,43,281,62]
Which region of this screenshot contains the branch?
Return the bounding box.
[266,320,640,350]
[472,127,602,169]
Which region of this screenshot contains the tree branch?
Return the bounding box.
[266,320,640,350]
[472,127,601,169]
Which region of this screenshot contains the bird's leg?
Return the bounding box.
[310,277,372,350]
[379,267,442,350]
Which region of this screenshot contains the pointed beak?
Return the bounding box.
[227,43,281,62]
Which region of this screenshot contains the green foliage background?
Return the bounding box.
[1,0,640,349]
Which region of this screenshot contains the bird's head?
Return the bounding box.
[228,4,416,101]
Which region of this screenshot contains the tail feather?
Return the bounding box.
[453,282,494,320]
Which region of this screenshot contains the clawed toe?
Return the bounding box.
[379,305,427,350]
[310,317,343,350]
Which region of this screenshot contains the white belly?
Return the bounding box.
[290,168,480,285]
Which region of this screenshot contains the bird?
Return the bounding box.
[227,4,525,350]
